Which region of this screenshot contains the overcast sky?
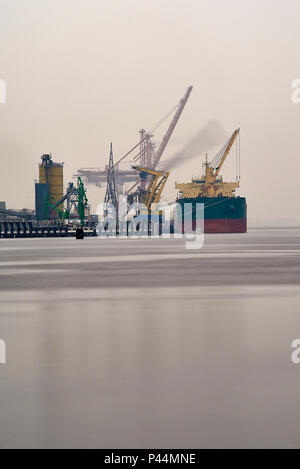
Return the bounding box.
[0,0,300,225]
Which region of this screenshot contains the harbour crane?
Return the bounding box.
[47,177,88,225]
[76,86,193,195]
[152,86,193,168]
[125,86,193,196]
[132,166,170,211]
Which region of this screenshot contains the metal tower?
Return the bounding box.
[104,143,118,212]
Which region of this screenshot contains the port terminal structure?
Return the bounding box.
[0,86,193,238]
[0,152,93,238]
[0,88,246,237]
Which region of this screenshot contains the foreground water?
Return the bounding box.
[0,230,300,448]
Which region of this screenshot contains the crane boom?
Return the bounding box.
[133,166,170,210]
[214,128,240,177]
[152,86,193,168]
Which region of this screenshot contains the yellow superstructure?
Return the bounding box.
[39,154,64,216]
[176,129,240,199]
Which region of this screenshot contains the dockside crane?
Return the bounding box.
[76,86,192,203]
[111,86,193,198]
[124,86,193,202]
[47,177,88,224]
[132,166,170,211]
[152,86,193,169]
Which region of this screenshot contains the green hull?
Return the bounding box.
[177,197,247,233]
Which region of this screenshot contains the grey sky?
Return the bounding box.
[0,0,300,225]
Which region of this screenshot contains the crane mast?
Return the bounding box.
[214,128,240,178]
[152,86,193,168]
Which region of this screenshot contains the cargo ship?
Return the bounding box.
[175,129,247,234]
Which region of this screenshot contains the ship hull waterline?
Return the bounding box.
[175,196,247,234]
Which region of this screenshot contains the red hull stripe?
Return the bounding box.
[182,218,247,234]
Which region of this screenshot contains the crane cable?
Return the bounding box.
[149,101,180,134]
[113,101,180,169]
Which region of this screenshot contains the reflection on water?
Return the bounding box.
[1,286,300,448]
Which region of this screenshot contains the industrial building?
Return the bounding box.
[35,154,64,220]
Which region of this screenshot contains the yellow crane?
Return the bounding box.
[133,166,170,210]
[176,129,240,199]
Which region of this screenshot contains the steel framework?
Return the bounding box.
[75,86,193,195]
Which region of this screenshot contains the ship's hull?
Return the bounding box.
[176,197,247,234]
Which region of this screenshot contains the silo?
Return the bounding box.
[39,154,64,217]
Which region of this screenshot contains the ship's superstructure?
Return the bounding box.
[176,129,240,199]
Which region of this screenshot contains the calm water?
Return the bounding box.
[0,230,300,448]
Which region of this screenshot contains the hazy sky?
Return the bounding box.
[1,0,300,225]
